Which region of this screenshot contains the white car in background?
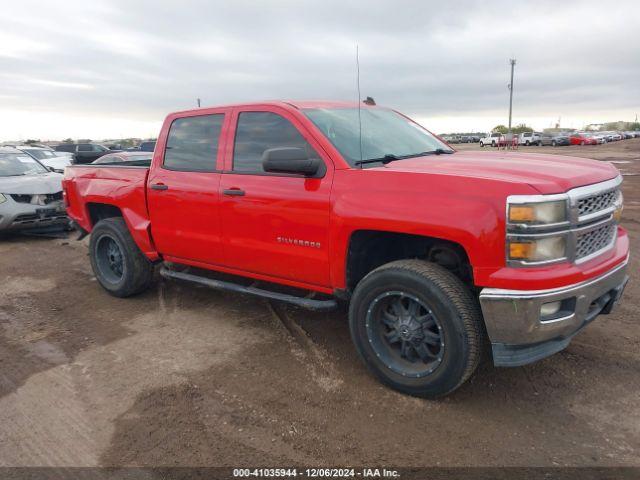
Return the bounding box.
[15,146,72,173]
[479,132,503,147]
[518,132,542,146]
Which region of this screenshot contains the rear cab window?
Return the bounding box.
[163,114,224,172]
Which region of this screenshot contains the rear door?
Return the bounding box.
[147,109,229,265]
[76,144,95,163]
[218,107,334,288]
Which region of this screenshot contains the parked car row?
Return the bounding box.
[0,143,156,235]
[53,141,156,164]
[440,134,481,144]
[479,130,639,147]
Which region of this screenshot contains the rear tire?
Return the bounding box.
[89,217,154,297]
[348,260,484,398]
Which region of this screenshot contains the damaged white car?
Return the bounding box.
[0,147,68,233]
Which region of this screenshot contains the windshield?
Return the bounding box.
[303,108,451,166]
[22,149,56,160]
[0,153,48,176]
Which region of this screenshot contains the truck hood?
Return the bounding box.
[0,172,63,194]
[382,151,619,194]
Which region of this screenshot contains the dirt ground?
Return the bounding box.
[1,139,639,469]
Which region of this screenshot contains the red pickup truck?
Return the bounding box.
[63,101,629,397]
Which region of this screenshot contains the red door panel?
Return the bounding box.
[148,170,224,264]
[219,107,334,287]
[219,174,332,286]
[147,109,229,265]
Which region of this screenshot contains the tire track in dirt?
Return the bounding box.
[266,301,343,392]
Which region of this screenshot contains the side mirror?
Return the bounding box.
[262,147,321,176]
[47,166,56,172]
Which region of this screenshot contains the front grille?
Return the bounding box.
[577,189,618,217]
[10,192,63,205]
[576,223,616,260]
[13,211,67,225]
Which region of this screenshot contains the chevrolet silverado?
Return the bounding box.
[62,101,629,397]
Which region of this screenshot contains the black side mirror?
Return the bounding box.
[262,147,322,176]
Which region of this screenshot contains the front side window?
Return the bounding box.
[164,114,224,172]
[233,112,319,173]
[303,108,451,167]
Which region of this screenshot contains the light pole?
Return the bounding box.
[508,59,516,135]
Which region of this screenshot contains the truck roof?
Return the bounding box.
[168,100,373,116]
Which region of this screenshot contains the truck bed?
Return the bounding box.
[62,164,158,259]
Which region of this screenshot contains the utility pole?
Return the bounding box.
[197,98,201,108]
[507,59,516,135]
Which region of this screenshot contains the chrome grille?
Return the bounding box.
[577,189,618,217]
[576,223,616,260]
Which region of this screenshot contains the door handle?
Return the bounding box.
[223,188,245,196]
[151,183,169,191]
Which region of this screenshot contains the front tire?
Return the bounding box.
[89,217,154,297]
[479,141,484,147]
[348,260,484,398]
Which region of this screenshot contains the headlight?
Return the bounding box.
[613,191,623,222]
[0,193,6,204]
[508,200,567,225]
[508,235,567,263]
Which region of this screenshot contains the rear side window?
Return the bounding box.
[78,144,92,152]
[164,114,224,172]
[233,112,318,173]
[55,144,75,152]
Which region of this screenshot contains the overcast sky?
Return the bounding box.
[1,0,639,140]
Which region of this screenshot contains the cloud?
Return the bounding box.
[0,0,638,139]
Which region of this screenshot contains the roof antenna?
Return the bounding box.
[356,44,363,167]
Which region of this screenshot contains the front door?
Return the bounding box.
[147,110,228,265]
[219,108,333,288]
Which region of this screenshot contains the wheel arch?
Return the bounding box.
[85,202,159,262]
[344,230,474,294]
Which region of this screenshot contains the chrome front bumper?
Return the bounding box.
[479,259,629,366]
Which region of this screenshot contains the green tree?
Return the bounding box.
[24,139,40,145]
[492,125,508,134]
[512,124,533,134]
[62,138,74,143]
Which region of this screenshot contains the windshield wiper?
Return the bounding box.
[354,154,402,167]
[354,149,454,167]
[405,148,454,157]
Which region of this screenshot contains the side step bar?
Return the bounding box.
[160,267,338,311]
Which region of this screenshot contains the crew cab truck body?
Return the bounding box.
[63,101,629,397]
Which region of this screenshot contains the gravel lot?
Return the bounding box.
[1,139,639,468]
